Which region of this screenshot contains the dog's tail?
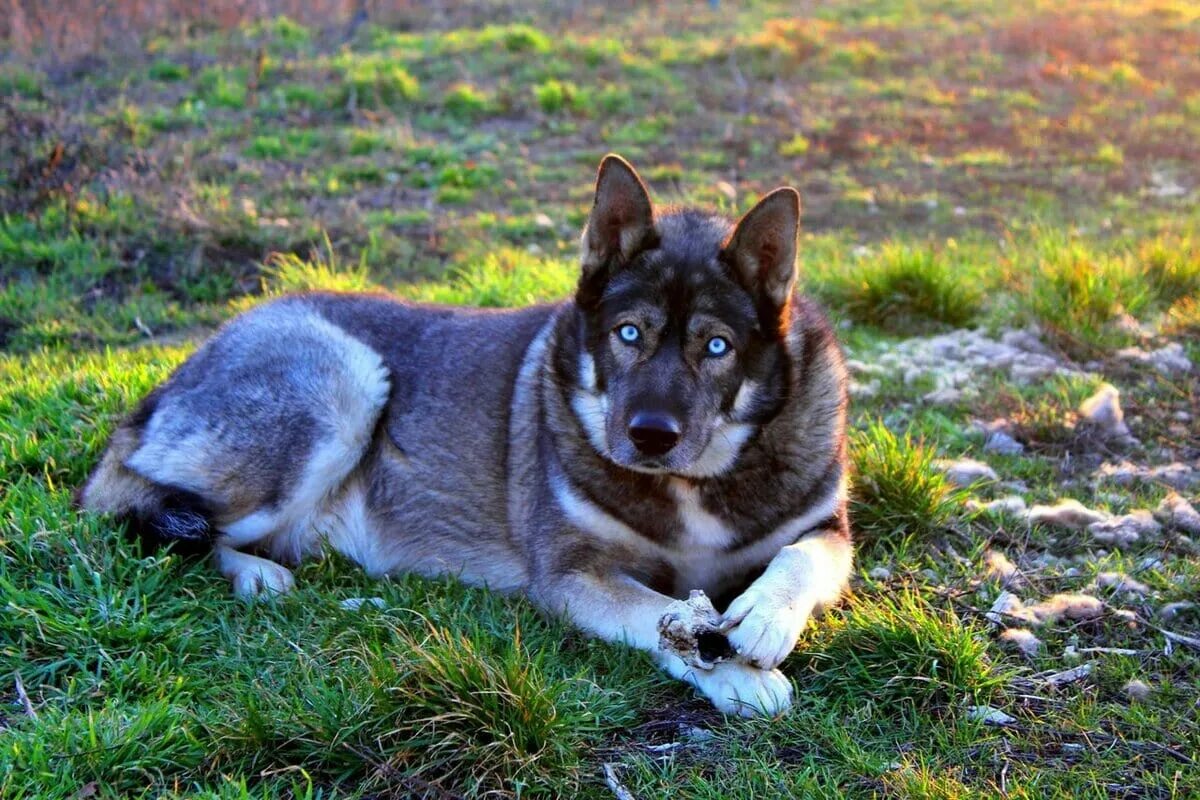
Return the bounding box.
[77,418,215,551]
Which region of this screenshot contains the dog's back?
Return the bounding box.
[81,154,853,716]
[80,293,555,590]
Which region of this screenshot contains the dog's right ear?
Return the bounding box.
[579,154,656,285]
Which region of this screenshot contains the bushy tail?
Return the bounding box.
[128,488,215,548]
[78,427,215,552]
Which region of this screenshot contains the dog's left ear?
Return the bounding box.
[722,187,801,313]
[580,154,656,280]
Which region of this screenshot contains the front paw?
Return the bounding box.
[722,590,812,670]
[689,661,794,717]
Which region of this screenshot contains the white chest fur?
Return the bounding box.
[667,479,743,596]
[553,469,844,599]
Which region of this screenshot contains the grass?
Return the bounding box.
[811,244,984,333]
[849,420,965,554]
[2,0,1199,797]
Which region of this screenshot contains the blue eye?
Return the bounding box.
[707,336,730,357]
[618,324,640,344]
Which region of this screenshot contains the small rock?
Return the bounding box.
[1000,328,1050,355]
[1155,493,1200,533]
[986,591,1037,625]
[1112,313,1151,338]
[934,457,998,487]
[714,180,737,201]
[1150,463,1199,491]
[984,550,1024,587]
[999,627,1042,657]
[1028,593,1104,624]
[1095,572,1150,596]
[849,379,881,399]
[1094,461,1140,485]
[1028,499,1109,530]
[1010,361,1058,383]
[533,212,555,228]
[1112,608,1140,626]
[1088,510,1162,547]
[339,597,386,611]
[1043,661,1095,686]
[1123,679,1152,703]
[923,387,964,405]
[846,359,888,376]
[1116,343,1192,374]
[967,705,1016,726]
[967,496,1028,517]
[868,566,892,580]
[1159,601,1196,621]
[984,431,1024,455]
[1078,384,1133,442]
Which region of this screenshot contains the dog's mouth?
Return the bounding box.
[616,456,671,474]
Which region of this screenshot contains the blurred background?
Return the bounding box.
[2,0,1197,352]
[3,5,1200,798]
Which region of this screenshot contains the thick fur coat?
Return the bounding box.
[81,155,852,716]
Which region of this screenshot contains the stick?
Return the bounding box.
[603,763,637,800]
[14,673,37,720]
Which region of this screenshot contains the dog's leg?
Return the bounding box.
[721,528,853,670]
[536,573,793,717]
[214,545,295,599]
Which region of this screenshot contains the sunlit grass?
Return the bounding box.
[810,244,984,334]
[849,420,965,554]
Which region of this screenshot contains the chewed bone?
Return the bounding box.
[657,590,736,669]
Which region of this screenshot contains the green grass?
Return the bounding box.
[2,0,1199,797]
[811,244,984,334]
[849,420,965,554]
[798,591,1005,711]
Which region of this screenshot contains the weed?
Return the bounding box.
[799,591,1004,711]
[334,56,421,110]
[1021,236,1150,356]
[1139,236,1200,306]
[849,420,964,553]
[260,236,376,296]
[442,82,492,121]
[812,244,983,333]
[534,79,582,114]
[147,59,189,82]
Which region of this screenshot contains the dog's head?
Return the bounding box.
[568,154,800,478]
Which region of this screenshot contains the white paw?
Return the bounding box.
[230,560,295,599]
[689,661,794,717]
[722,589,812,670]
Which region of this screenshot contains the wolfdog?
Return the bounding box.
[80,155,852,716]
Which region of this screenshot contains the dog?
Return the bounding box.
[80,154,852,716]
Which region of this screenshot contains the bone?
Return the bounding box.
[657,590,735,669]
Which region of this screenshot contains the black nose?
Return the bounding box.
[628,412,682,457]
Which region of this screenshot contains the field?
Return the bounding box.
[2,0,1199,797]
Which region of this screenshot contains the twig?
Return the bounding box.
[1039,662,1094,687]
[603,763,638,800]
[1136,614,1200,651]
[14,673,37,720]
[341,743,464,800]
[133,316,154,338]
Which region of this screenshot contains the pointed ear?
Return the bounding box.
[722,187,801,311]
[580,154,655,278]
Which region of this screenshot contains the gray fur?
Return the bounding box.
[81,154,853,716]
